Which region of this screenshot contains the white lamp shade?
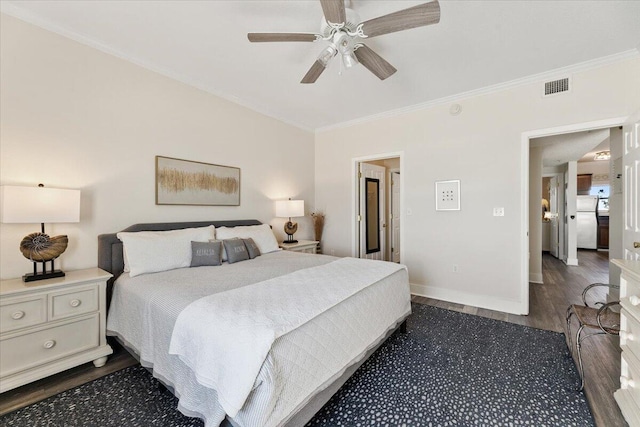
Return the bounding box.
[1,185,81,224]
[275,200,304,218]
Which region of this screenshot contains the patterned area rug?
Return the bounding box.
[1,304,593,427]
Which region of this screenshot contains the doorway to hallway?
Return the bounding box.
[353,153,403,262]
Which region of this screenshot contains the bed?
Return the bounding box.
[98,220,411,427]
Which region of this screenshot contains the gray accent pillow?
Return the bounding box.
[223,239,249,264]
[190,241,223,267]
[243,238,261,259]
[209,237,240,261]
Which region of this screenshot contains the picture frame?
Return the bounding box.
[435,179,460,211]
[155,155,240,206]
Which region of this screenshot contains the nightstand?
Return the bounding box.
[279,240,320,254]
[0,268,113,393]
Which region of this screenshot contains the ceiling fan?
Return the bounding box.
[247,0,441,84]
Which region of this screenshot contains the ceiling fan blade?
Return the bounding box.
[320,0,346,24]
[354,45,397,80]
[301,60,326,84]
[360,0,440,38]
[248,33,318,43]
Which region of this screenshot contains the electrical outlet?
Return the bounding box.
[407,208,413,216]
[330,249,336,256]
[493,207,505,217]
[452,264,459,273]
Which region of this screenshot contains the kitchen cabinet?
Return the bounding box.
[577,174,592,195]
[598,216,609,249]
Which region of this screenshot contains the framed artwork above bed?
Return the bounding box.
[155,156,240,206]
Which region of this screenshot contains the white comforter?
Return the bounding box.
[107,251,410,427]
[169,257,406,418]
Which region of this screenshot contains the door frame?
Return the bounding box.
[389,169,401,262]
[352,152,404,260]
[521,117,626,315]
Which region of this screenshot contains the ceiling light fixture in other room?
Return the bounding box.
[594,151,611,161]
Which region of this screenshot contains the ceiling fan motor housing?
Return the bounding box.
[320,8,361,37]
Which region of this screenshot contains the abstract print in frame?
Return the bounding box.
[156,156,240,206]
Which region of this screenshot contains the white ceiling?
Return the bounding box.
[531,129,610,167]
[2,1,640,131]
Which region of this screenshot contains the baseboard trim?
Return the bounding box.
[410,283,526,315]
[529,273,544,284]
[565,258,579,266]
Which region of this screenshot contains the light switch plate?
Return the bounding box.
[435,180,460,211]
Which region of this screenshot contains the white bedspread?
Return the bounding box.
[107,251,411,427]
[169,257,405,417]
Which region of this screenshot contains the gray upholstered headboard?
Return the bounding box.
[98,219,262,286]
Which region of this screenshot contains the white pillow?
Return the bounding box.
[117,226,215,277]
[215,224,279,254]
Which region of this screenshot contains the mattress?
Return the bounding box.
[106,251,411,427]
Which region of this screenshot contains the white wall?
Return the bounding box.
[609,127,624,286]
[0,14,315,279]
[565,161,578,266]
[315,56,640,314]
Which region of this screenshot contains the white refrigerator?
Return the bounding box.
[576,195,598,250]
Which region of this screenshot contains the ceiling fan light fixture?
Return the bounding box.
[342,51,358,68]
[317,44,338,66]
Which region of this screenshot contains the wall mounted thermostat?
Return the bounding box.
[435,180,460,211]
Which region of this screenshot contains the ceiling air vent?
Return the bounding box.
[543,77,570,97]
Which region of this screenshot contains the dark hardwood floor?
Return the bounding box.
[0,250,625,426]
[413,249,624,427]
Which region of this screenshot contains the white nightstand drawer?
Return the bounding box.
[0,314,100,377]
[50,285,98,321]
[0,295,47,334]
[621,351,640,410]
[622,308,640,357]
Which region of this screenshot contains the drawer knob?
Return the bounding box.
[621,331,635,341]
[11,311,25,320]
[69,299,81,308]
[630,295,640,306]
[43,340,56,349]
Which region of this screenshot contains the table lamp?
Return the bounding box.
[1,184,81,282]
[275,199,304,243]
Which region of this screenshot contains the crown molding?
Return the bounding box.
[0,5,316,133]
[316,49,640,133]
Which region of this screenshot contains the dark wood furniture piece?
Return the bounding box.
[598,215,609,249]
[577,174,593,195]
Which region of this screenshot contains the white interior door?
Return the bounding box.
[549,176,559,258]
[391,171,401,263]
[623,110,640,261]
[359,163,386,260]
